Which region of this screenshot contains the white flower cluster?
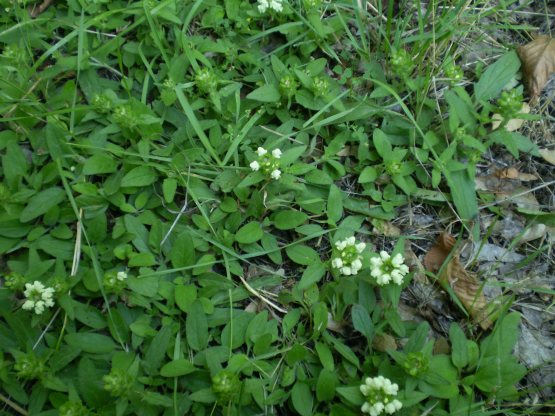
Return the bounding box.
[257,0,283,13]
[250,147,282,180]
[360,376,403,416]
[21,281,55,315]
[331,236,366,276]
[370,251,409,286]
[116,271,128,281]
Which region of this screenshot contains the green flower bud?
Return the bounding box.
[212,370,241,402]
[195,68,218,93]
[103,368,134,397]
[312,77,329,98]
[279,74,298,98]
[402,352,429,377]
[14,353,46,380]
[59,400,94,416]
[4,271,26,291]
[496,89,523,119]
[390,49,414,77]
[444,63,464,83]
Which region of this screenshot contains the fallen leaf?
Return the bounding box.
[326,313,345,334]
[424,233,492,330]
[433,337,451,355]
[493,167,537,181]
[372,219,401,236]
[491,102,530,131]
[539,148,555,165]
[372,333,397,352]
[519,223,547,243]
[517,36,555,99]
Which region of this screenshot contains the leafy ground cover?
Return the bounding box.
[0,0,554,415]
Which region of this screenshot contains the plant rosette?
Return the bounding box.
[331,236,366,276]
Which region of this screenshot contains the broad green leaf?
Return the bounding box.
[83,154,118,175]
[246,84,280,102]
[351,304,374,341]
[186,301,208,351]
[20,188,66,222]
[160,359,196,377]
[474,51,521,102]
[121,166,156,187]
[327,185,343,223]
[235,221,263,244]
[298,262,326,290]
[170,231,195,268]
[144,325,172,375]
[285,244,320,265]
[291,382,313,416]
[449,323,468,370]
[358,166,378,183]
[315,342,334,371]
[162,178,178,203]
[175,285,197,313]
[445,169,479,239]
[316,369,337,401]
[274,210,308,230]
[373,129,392,158]
[65,333,117,354]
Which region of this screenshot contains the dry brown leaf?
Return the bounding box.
[372,219,401,237]
[518,36,555,99]
[372,333,397,352]
[433,337,451,355]
[424,233,492,330]
[539,148,555,165]
[494,167,538,181]
[491,102,530,131]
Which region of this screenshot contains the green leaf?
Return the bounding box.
[83,154,118,175]
[274,210,308,230]
[175,285,197,313]
[315,342,335,371]
[316,369,337,402]
[327,185,343,223]
[474,51,521,102]
[144,326,172,375]
[170,231,195,269]
[351,304,374,341]
[142,391,173,407]
[285,244,320,265]
[373,129,392,158]
[162,178,178,203]
[235,221,263,244]
[336,386,364,405]
[121,166,156,187]
[291,382,313,416]
[128,252,156,267]
[160,359,196,377]
[358,166,378,183]
[127,275,159,297]
[20,188,66,223]
[444,169,479,239]
[298,262,326,290]
[186,301,208,351]
[65,333,117,354]
[246,84,280,102]
[449,323,468,370]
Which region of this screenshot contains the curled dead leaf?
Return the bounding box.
[372,333,397,352]
[424,233,492,330]
[494,167,538,181]
[517,36,555,99]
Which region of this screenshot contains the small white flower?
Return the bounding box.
[331,258,343,268]
[380,251,390,261]
[256,147,267,156]
[384,404,396,414]
[356,242,366,253]
[341,266,352,276]
[391,253,404,267]
[257,0,269,13]
[270,169,281,180]
[361,376,402,416]
[116,271,128,281]
[335,240,347,250]
[270,0,283,11]
[272,148,282,158]
[250,161,260,171]
[22,281,55,315]
[351,259,362,272]
[392,400,402,411]
[346,236,356,246]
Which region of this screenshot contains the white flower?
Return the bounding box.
[361,376,402,416]
[356,242,366,253]
[250,160,260,171]
[341,266,352,276]
[257,0,269,13]
[331,258,343,268]
[270,169,281,180]
[346,236,356,245]
[335,240,347,250]
[351,259,362,272]
[370,252,409,286]
[116,271,128,281]
[22,281,55,315]
[270,0,283,11]
[272,148,282,158]
[256,147,267,156]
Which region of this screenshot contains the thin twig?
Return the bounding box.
[0,393,28,415]
[160,169,190,247]
[237,274,288,314]
[478,179,555,210]
[29,0,54,18]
